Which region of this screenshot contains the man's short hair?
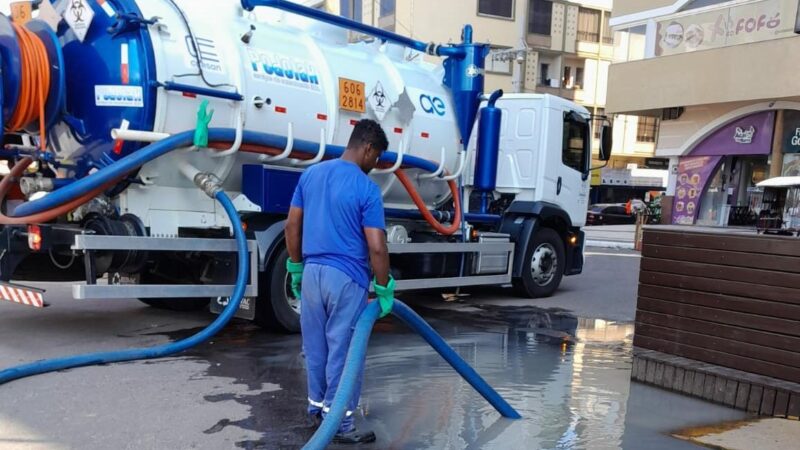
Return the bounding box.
[348,119,389,154]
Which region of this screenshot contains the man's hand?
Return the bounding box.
[372,275,395,318]
[286,259,304,300]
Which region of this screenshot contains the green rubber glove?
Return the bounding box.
[286,259,304,300]
[372,275,396,319]
[193,99,214,147]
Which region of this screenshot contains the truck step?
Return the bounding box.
[0,282,45,308]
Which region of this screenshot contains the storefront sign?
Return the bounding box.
[672,156,723,225]
[781,109,800,153]
[645,158,669,169]
[656,0,796,56]
[691,111,775,156]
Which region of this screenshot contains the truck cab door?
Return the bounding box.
[549,110,591,225]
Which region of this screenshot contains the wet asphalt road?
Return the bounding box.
[0,249,746,449]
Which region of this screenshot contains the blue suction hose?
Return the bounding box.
[304,300,521,450]
[0,190,248,384]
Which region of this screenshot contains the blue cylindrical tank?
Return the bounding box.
[473,90,503,192]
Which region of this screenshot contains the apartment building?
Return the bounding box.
[609,0,800,226]
[293,1,666,203]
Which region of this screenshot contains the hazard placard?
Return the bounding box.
[10,2,33,25]
[63,0,95,43]
[339,78,365,114]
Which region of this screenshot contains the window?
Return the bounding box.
[601,13,613,44]
[478,0,514,19]
[577,8,600,42]
[636,116,659,143]
[540,63,550,86]
[575,67,584,88]
[563,113,589,173]
[528,0,552,35]
[380,0,395,18]
[340,0,362,22]
[563,66,571,88]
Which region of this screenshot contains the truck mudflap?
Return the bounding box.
[0,281,45,308]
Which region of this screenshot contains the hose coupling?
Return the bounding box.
[20,177,55,197]
[194,172,223,198]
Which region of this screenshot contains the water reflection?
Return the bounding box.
[359,305,635,449]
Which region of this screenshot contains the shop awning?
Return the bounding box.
[756,176,800,188]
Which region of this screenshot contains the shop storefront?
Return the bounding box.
[672,111,774,226]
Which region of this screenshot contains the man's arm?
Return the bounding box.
[364,228,389,286]
[285,207,303,263]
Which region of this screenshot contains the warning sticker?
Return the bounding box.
[95,85,144,108]
[63,0,94,42]
[339,78,365,113]
[368,81,389,120]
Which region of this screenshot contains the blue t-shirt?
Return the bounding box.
[290,159,385,288]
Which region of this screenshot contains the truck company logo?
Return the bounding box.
[249,49,320,91]
[733,126,756,144]
[185,36,224,74]
[420,94,446,117]
[95,85,144,108]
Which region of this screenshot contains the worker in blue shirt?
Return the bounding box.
[285,119,395,444]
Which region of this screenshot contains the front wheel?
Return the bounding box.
[513,227,565,298]
[254,246,301,333]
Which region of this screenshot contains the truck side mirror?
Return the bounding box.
[600,125,613,161]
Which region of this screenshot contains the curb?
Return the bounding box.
[585,240,636,250]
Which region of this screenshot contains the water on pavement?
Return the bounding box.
[191,302,747,449]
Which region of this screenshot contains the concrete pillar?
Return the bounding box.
[770,109,784,178]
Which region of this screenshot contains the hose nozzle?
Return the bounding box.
[194,172,223,198]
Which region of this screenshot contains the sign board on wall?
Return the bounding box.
[781,110,800,153]
[672,156,723,225]
[656,0,796,56]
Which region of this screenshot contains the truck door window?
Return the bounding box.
[563,113,589,173]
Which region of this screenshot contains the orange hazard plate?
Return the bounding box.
[338,78,365,113]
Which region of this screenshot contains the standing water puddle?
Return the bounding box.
[191,302,747,449]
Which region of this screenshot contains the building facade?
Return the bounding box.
[299,1,666,204]
[608,0,800,226]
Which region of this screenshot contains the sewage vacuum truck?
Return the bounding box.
[0,0,611,332]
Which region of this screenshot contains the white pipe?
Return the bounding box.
[371,137,405,175]
[177,158,201,182]
[111,128,170,142]
[439,150,466,181]
[210,108,244,158]
[419,146,446,179]
[261,122,294,162]
[293,128,326,166]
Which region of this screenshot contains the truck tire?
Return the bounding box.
[255,246,301,333]
[513,227,565,298]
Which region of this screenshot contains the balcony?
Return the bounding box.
[607,37,800,115]
[534,85,584,102]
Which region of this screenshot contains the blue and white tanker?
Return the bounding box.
[0,0,611,331]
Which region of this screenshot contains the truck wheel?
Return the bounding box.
[255,246,301,333]
[513,227,565,298]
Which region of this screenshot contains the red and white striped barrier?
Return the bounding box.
[0,282,45,308]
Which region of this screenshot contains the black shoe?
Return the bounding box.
[332,429,376,444]
[308,413,323,428]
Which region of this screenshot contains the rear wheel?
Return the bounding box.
[254,246,301,333]
[513,227,565,298]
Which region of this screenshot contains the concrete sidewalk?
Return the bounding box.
[674,418,800,450]
[584,224,636,249]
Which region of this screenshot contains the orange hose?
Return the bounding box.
[6,23,50,150]
[0,158,115,225]
[207,142,463,236]
[394,169,461,235]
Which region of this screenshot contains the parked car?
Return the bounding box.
[586,204,637,225]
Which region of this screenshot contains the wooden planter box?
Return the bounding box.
[634,226,800,417]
